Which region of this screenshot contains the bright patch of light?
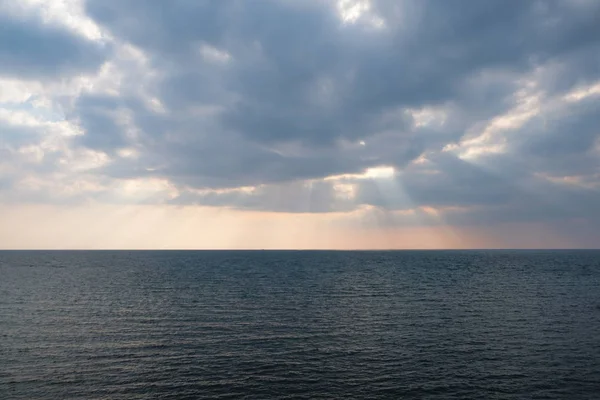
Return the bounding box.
[563,81,600,103]
[336,0,385,28]
[483,108,539,134]
[365,166,395,179]
[323,166,395,181]
[2,0,104,41]
[337,0,370,23]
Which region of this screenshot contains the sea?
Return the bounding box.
[1,250,600,399]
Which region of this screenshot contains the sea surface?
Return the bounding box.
[1,250,600,399]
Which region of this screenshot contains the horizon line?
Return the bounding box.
[1,248,599,251]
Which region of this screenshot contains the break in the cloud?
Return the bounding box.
[1,0,600,248]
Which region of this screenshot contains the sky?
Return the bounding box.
[0,0,599,249]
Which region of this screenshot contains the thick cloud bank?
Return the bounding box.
[1,0,599,230]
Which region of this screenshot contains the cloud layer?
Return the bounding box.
[1,0,600,237]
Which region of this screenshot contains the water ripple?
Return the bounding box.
[2,250,600,399]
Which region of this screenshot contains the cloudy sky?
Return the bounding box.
[1,0,599,249]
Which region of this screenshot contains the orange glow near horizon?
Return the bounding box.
[0,204,593,250]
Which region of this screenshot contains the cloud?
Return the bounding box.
[1,0,600,241]
[0,8,107,79]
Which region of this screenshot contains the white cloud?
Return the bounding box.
[1,0,104,41]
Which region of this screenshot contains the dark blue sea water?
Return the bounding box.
[1,250,600,399]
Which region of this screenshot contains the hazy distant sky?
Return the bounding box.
[1,0,599,249]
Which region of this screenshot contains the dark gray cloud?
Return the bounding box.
[0,12,108,79]
[71,95,129,152]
